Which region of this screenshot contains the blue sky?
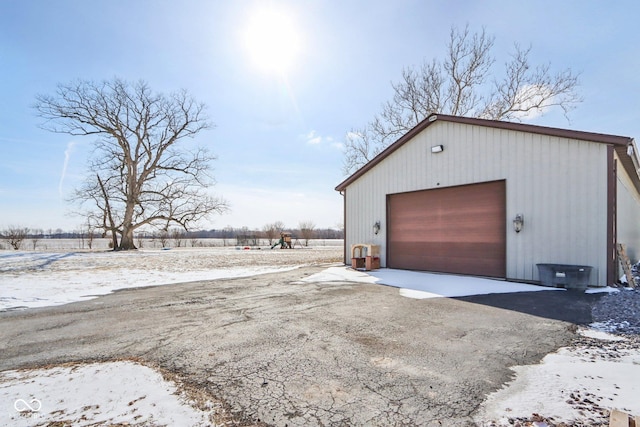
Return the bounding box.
[1,0,639,232]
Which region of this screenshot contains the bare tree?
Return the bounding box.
[85,221,95,249]
[77,228,85,249]
[157,230,169,248]
[262,223,276,245]
[87,232,95,249]
[2,226,29,250]
[298,221,316,247]
[222,226,235,247]
[35,78,228,250]
[170,228,184,247]
[30,229,43,250]
[262,221,285,245]
[343,25,581,174]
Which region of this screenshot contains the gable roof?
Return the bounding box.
[335,113,637,192]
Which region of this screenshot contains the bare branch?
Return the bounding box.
[482,44,581,121]
[443,25,495,116]
[342,25,582,175]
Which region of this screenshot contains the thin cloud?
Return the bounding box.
[302,130,342,150]
[59,140,78,197]
[331,142,345,151]
[303,130,323,145]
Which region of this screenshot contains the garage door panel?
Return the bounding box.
[388,181,506,277]
[389,242,505,274]
[390,242,505,259]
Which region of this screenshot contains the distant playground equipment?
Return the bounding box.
[351,244,380,271]
[271,232,303,249]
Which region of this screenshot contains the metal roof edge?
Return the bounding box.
[335,114,634,192]
[335,113,439,191]
[435,114,633,146]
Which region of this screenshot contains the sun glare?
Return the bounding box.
[243,6,301,74]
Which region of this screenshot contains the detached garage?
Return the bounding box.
[335,114,640,287]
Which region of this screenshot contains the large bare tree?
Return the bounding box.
[343,25,582,174]
[35,78,227,250]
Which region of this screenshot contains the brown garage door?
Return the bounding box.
[387,180,506,277]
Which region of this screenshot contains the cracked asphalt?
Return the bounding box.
[0,266,580,426]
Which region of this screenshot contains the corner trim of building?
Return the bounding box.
[342,189,347,265]
[607,145,617,286]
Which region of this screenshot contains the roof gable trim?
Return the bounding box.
[335,114,634,191]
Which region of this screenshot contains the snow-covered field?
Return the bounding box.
[1,246,639,426]
[0,245,341,311]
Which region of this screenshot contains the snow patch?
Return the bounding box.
[579,328,627,341]
[303,266,562,299]
[0,361,215,426]
[476,333,640,425]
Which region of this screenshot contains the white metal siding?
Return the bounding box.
[615,151,640,264]
[345,120,609,285]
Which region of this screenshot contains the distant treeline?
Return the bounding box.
[24,227,344,240]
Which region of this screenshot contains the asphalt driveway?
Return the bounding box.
[0,266,600,426]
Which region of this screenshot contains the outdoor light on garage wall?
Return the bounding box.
[431,144,444,153]
[373,221,381,235]
[513,214,524,233]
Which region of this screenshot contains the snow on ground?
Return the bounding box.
[0,247,340,311]
[476,328,640,426]
[0,361,218,426]
[301,265,564,298]
[2,250,639,425]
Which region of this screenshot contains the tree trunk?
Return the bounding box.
[97,174,119,250]
[119,226,137,250]
[117,158,139,251]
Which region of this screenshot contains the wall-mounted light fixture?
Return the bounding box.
[373,221,381,235]
[513,214,524,233]
[431,145,444,153]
